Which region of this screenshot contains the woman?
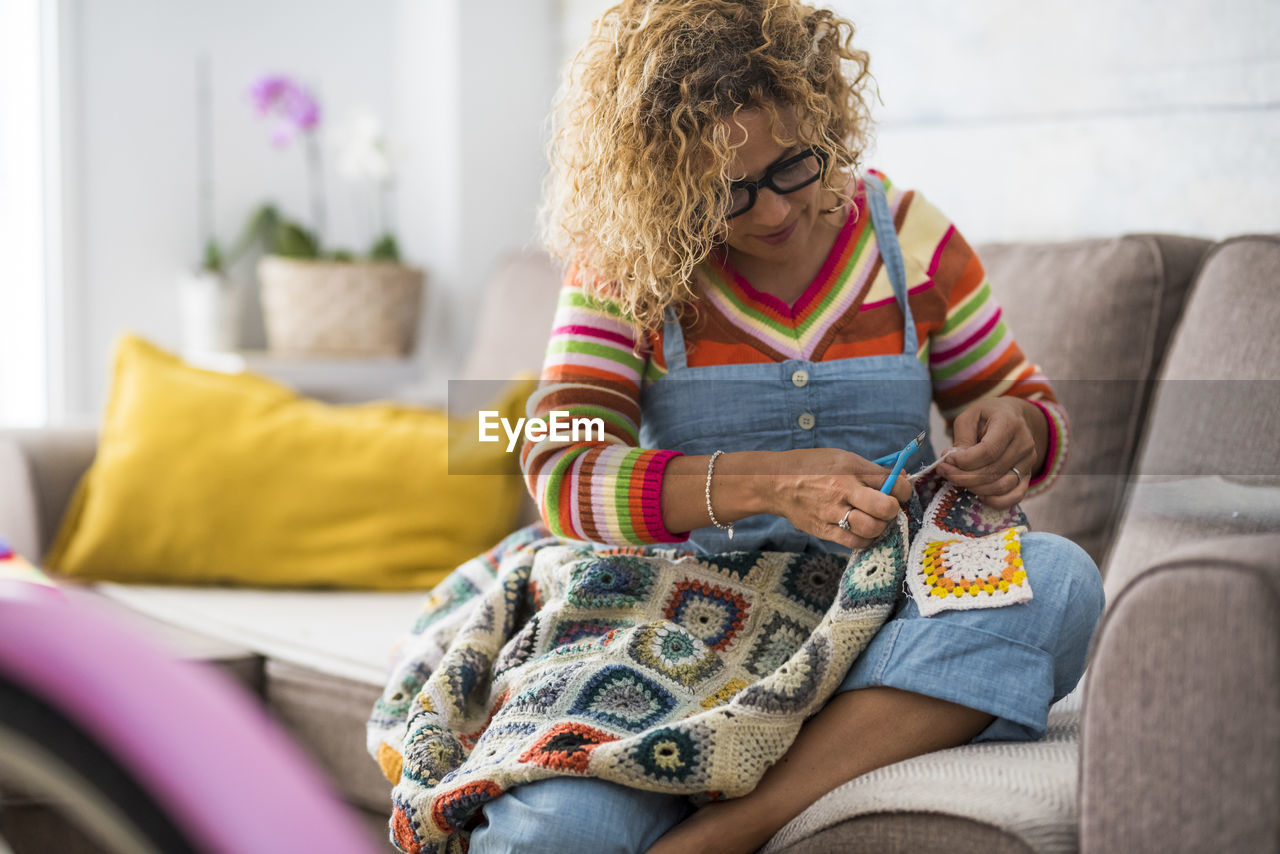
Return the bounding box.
[368,2,1104,852]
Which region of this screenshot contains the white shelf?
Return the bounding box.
[183,349,424,404]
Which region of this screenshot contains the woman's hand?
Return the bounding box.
[766,448,913,550]
[938,397,1047,510]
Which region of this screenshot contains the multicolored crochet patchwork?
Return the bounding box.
[366,486,1030,853]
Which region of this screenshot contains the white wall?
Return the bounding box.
[56,0,1274,423]
[0,0,48,427]
[59,0,560,423]
[393,0,559,403]
[562,0,1280,244]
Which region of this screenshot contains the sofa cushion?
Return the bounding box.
[262,660,390,814]
[973,235,1211,567]
[45,335,536,590]
[88,581,423,685]
[0,428,99,563]
[457,249,564,527]
[71,583,424,813]
[1121,235,1280,479]
[775,814,1032,854]
[1105,235,1280,594]
[459,249,564,384]
[765,695,1084,854]
[58,584,264,695]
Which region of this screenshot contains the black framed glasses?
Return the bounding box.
[726,148,827,219]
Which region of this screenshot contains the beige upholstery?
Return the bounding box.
[1104,235,1280,597]
[1,427,98,564]
[262,661,390,813]
[779,815,1033,854]
[1081,535,1280,854]
[975,235,1211,566]
[1121,236,1280,483]
[764,696,1084,854]
[457,248,563,527]
[0,438,40,561]
[459,248,564,384]
[1080,236,1280,853]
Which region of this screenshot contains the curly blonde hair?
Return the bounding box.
[540,0,875,333]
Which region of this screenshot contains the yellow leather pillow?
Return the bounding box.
[46,334,535,590]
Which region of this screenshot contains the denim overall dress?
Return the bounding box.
[631,172,1102,745]
[638,174,933,555]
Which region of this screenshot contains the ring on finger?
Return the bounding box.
[1011,465,1024,484]
[837,508,853,532]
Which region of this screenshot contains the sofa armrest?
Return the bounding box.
[0,427,98,562]
[0,437,40,561]
[1080,533,1280,854]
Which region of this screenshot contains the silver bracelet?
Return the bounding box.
[705,450,734,540]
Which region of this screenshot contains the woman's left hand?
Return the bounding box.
[937,397,1047,510]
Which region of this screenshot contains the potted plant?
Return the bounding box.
[178,239,244,353]
[234,75,424,357]
[179,56,244,354]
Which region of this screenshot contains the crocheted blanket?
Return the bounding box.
[365,477,1029,854]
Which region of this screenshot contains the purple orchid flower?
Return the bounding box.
[249,74,320,148]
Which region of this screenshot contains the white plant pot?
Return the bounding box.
[178,270,243,353]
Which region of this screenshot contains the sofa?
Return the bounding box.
[1,235,1277,853]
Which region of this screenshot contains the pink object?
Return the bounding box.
[0,578,65,603]
[249,73,321,148]
[0,547,65,601]
[1027,398,1061,487]
[0,584,382,854]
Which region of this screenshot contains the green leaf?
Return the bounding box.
[368,233,401,263]
[271,220,320,259]
[201,238,224,273]
[226,203,280,266]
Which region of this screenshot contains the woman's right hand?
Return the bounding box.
[765,448,912,550]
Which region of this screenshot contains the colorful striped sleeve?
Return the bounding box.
[903,189,1070,495]
[518,270,689,545]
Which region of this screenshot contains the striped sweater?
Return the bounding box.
[520,172,1069,545]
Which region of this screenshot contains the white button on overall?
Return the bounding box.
[791,369,809,388]
[797,412,815,430]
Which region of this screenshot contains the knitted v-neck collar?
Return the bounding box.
[695,182,884,360]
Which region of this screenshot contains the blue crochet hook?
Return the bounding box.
[875,430,927,494]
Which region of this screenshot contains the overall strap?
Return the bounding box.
[863,174,919,357]
[661,305,689,371]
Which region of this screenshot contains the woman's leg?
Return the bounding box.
[469,776,693,854]
[647,532,1105,854]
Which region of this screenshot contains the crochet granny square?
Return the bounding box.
[905,482,1032,617]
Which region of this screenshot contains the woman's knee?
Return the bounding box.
[1021,532,1106,690]
[1022,534,1104,616]
[468,776,691,854]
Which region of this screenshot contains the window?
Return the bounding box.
[0,0,53,427]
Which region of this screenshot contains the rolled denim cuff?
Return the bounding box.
[839,616,1055,740]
